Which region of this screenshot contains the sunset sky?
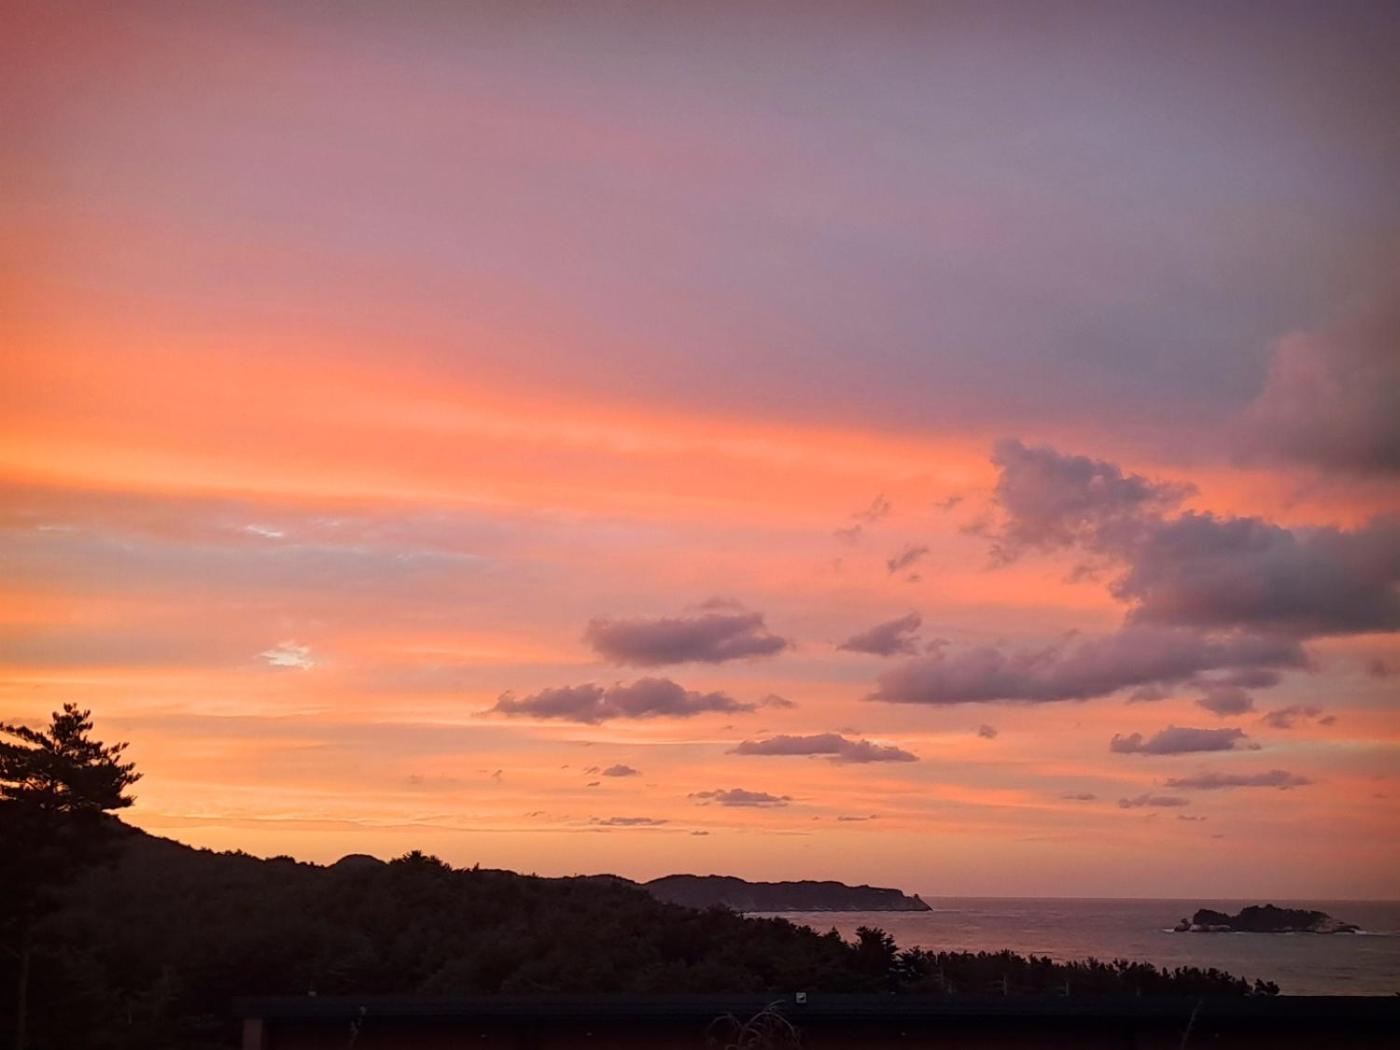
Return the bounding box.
[3,1,1398,898]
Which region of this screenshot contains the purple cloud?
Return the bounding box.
[976,723,998,739]
[986,440,1400,639]
[730,732,918,763]
[1196,685,1255,716]
[990,438,1191,558]
[584,609,789,666]
[838,612,923,656]
[601,764,640,777]
[1114,513,1400,637]
[1242,286,1400,475]
[1110,725,1250,755]
[492,677,754,723]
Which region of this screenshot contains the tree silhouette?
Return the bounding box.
[852,925,899,987]
[1,705,140,1050]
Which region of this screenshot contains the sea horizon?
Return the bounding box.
[759,897,1400,996]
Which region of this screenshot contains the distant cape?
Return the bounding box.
[321,851,929,912]
[632,874,931,912]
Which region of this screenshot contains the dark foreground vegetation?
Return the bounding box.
[7,832,1281,1048]
[2,708,1279,1050]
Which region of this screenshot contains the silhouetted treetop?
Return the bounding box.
[0,704,140,814]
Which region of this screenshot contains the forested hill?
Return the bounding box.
[640,874,931,911]
[7,824,1277,1048]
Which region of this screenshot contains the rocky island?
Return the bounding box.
[639,874,932,912]
[1174,904,1359,934]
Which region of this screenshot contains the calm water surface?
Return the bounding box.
[758,898,1400,996]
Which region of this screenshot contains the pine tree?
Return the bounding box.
[1,705,140,1050]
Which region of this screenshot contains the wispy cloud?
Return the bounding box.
[1262,706,1335,729]
[259,642,314,670]
[731,733,917,763]
[590,816,668,827]
[886,545,929,575]
[492,678,753,723]
[1164,770,1311,790]
[691,788,791,808]
[839,612,923,657]
[1118,794,1189,809]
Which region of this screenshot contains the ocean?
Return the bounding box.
[758,898,1400,996]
